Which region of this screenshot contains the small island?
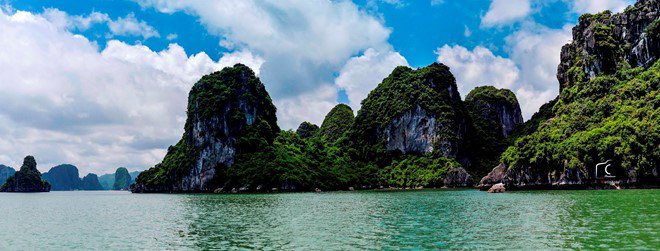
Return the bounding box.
[0,156,50,192]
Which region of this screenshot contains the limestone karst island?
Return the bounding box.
[0,0,658,249]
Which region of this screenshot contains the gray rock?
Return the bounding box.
[557,0,659,90]
[443,166,473,187]
[488,183,506,193]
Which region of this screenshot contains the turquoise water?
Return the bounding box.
[0,189,658,250]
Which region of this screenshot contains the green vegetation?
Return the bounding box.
[229,130,358,190]
[0,156,50,192]
[380,154,458,188]
[0,165,15,185]
[464,86,521,177]
[136,64,280,191]
[503,60,659,181]
[318,104,354,142]
[296,121,319,139]
[353,63,466,142]
[113,167,132,190]
[646,19,660,40]
[465,86,518,108]
[348,63,470,188]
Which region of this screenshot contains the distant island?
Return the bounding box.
[0,158,141,192]
[0,156,50,192]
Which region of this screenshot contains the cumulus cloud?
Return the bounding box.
[481,0,532,28]
[436,22,572,120]
[436,45,519,97]
[504,23,572,117]
[43,8,160,39]
[166,33,178,40]
[569,0,634,14]
[107,13,160,39]
[0,9,262,174]
[335,48,408,113]
[137,0,393,128]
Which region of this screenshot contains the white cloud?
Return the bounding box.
[481,0,532,28]
[43,8,160,39]
[436,21,572,120]
[431,0,445,6]
[569,0,634,14]
[137,0,393,128]
[275,85,338,130]
[0,9,262,175]
[107,13,160,39]
[335,48,408,113]
[166,33,178,40]
[464,25,472,37]
[43,8,109,31]
[436,45,519,97]
[505,23,572,117]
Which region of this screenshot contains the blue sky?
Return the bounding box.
[0,0,636,174]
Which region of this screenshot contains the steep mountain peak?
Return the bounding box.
[557,0,659,90]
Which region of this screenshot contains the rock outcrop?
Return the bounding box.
[81,173,104,190]
[478,163,507,190]
[319,104,354,142]
[0,156,50,192]
[465,86,523,138]
[488,183,506,193]
[557,0,660,90]
[134,64,279,192]
[0,165,15,185]
[480,0,660,189]
[42,164,81,191]
[353,63,470,163]
[465,86,523,177]
[113,167,132,190]
[296,121,319,139]
[443,166,473,187]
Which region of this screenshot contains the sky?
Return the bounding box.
[0,0,636,175]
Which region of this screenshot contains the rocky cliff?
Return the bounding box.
[558,0,659,90]
[354,63,470,161]
[465,86,523,177]
[352,63,473,188]
[0,156,50,192]
[0,165,15,185]
[113,167,132,190]
[42,164,81,191]
[480,0,660,190]
[134,64,279,192]
[81,173,104,190]
[465,86,523,138]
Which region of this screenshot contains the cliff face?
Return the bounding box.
[113,167,132,190]
[0,156,50,192]
[352,63,473,188]
[0,165,15,185]
[481,0,660,189]
[42,164,81,191]
[354,63,469,161]
[465,86,523,177]
[134,64,279,192]
[465,86,523,138]
[558,0,660,90]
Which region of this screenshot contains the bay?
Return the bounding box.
[0,189,658,250]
